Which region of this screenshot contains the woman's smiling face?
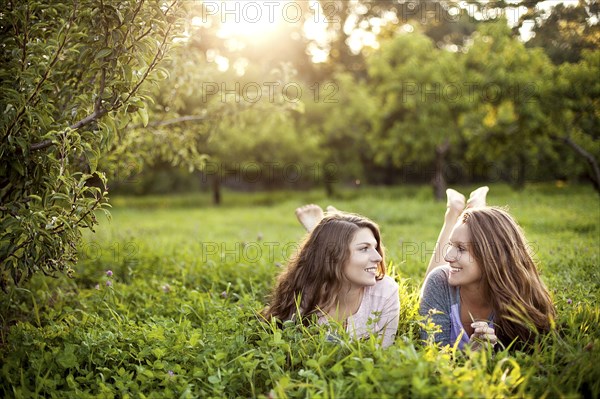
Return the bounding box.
[445,222,482,288]
[343,228,382,290]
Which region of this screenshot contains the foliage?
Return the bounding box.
[315,0,483,75]
[107,8,323,203]
[314,18,599,193]
[460,20,555,188]
[525,0,600,65]
[0,0,186,289]
[299,72,376,185]
[55,1,599,202]
[0,184,599,397]
[545,49,600,190]
[367,30,466,167]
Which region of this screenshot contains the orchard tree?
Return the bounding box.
[206,99,322,202]
[0,0,186,290]
[460,20,555,189]
[547,50,600,192]
[366,30,468,199]
[116,10,315,204]
[522,0,599,64]
[300,72,378,193]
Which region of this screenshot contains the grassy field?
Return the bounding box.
[1,183,599,398]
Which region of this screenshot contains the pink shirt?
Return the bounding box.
[320,275,400,348]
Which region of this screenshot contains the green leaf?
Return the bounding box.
[11,161,25,176]
[66,374,77,389]
[27,194,42,202]
[87,152,98,173]
[122,64,133,83]
[95,48,112,60]
[137,107,148,127]
[143,369,154,378]
[152,348,166,360]
[56,344,78,369]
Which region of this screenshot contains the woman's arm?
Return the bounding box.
[419,267,453,346]
[426,206,462,277]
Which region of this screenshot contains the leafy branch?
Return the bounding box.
[4,3,78,141]
[29,2,179,152]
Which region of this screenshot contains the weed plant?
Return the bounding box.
[1,184,599,398]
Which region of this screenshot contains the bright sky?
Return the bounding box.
[191,0,584,66]
[503,0,580,40]
[192,0,331,65]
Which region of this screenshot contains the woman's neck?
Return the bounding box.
[460,284,492,317]
[328,286,364,322]
[340,286,364,309]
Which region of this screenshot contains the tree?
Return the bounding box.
[365,30,468,199]
[460,20,555,189]
[546,50,600,192]
[523,0,600,64]
[298,72,379,193]
[115,7,316,204]
[0,0,186,290]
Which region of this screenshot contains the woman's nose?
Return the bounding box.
[371,249,382,262]
[444,246,456,263]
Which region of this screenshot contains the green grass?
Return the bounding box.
[1,183,599,398]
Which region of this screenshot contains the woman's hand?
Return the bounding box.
[469,321,498,351]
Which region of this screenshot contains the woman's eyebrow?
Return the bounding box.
[354,241,375,246]
[449,240,467,246]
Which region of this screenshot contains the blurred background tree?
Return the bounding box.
[365,30,469,199]
[520,0,599,64]
[103,0,598,200]
[545,50,600,191]
[460,20,555,191]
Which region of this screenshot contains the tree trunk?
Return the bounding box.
[324,168,334,198]
[553,135,600,194]
[383,161,396,185]
[211,175,221,205]
[511,153,527,191]
[433,140,450,201]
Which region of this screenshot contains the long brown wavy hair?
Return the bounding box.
[462,207,556,347]
[262,212,386,323]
